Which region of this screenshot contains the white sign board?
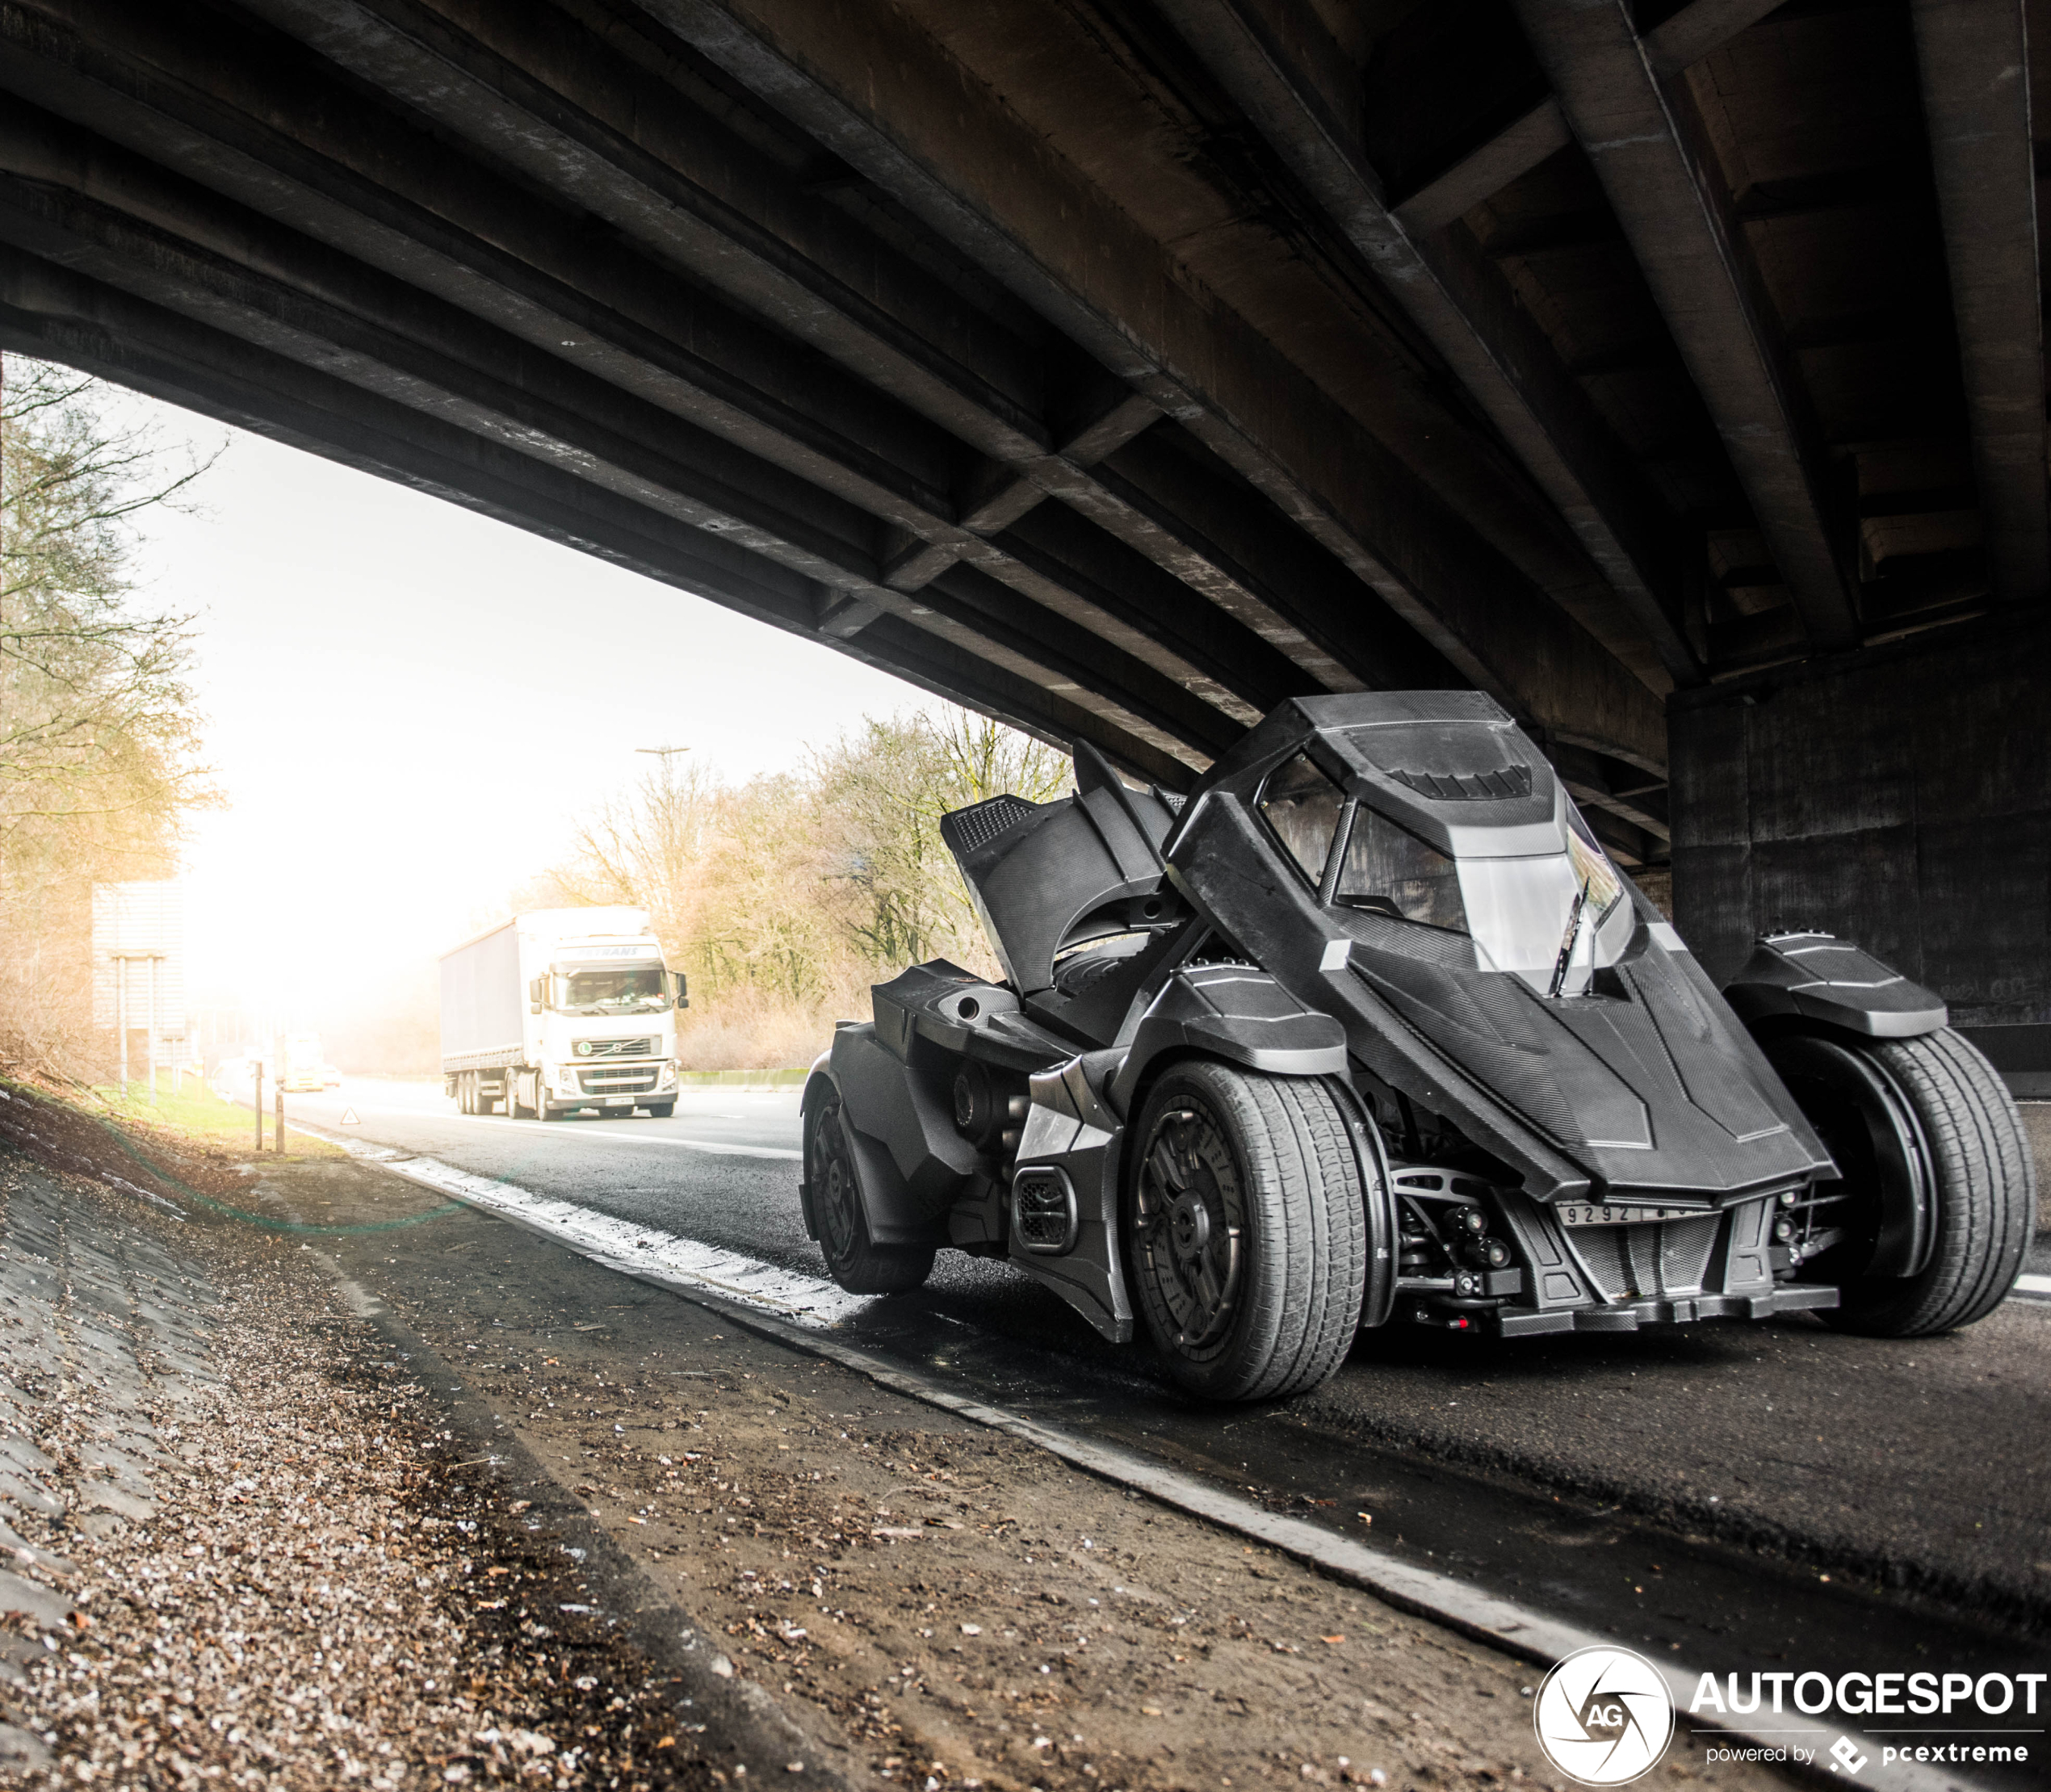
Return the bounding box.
[91,882,187,1034]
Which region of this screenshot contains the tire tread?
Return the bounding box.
[1837,1030,2031,1336]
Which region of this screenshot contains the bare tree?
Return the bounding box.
[0,355,218,1081]
[543,707,1072,1068]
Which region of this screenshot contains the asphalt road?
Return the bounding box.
[284,1080,2051,1648]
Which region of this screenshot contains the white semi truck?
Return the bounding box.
[439,907,686,1120]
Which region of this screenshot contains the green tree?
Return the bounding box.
[545,707,1072,1068]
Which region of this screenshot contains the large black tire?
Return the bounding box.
[1126,1060,1365,1401]
[1769,1028,2032,1337]
[646,1102,675,1118]
[806,1094,934,1295]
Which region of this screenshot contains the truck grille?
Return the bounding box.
[578,1068,659,1094]
[582,1037,654,1059]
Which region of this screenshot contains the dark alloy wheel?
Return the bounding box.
[805,1094,934,1295]
[1767,1027,2032,1337]
[1126,1060,1365,1401]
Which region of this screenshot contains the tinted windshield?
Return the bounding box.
[1256,753,1344,883]
[1252,755,1631,987]
[1332,805,1468,934]
[552,967,668,1013]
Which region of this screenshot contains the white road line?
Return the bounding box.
[292,1103,801,1160]
[294,1123,862,1324]
[2015,1273,2051,1295]
[298,1118,1985,1792]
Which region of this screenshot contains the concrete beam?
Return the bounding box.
[644,0,1671,770]
[224,0,1410,702]
[1640,0,1790,78]
[1390,99,1571,235]
[0,28,1293,734]
[0,237,1203,784]
[1509,0,1864,655]
[1154,0,1703,689]
[1910,0,2049,606]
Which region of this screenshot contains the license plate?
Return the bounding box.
[1557,1202,1702,1227]
[605,1095,632,1106]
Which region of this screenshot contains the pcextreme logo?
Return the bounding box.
[1533,1647,1677,1786]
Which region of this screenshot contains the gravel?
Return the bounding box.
[0,1087,711,1790]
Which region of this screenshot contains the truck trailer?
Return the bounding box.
[439,907,686,1120]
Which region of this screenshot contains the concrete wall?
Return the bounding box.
[1668,616,2049,1051]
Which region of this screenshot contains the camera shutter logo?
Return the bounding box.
[1534,1646,1676,1786]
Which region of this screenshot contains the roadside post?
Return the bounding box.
[275,1076,285,1154]
[145,956,159,1104]
[254,1061,264,1152]
[115,956,128,1097]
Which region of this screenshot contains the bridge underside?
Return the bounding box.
[0,0,2044,1043]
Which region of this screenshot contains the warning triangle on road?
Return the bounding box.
[340,1107,360,1125]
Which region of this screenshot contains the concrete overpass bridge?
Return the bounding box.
[0,0,2043,1071]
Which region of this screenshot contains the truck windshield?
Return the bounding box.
[552,967,668,1013]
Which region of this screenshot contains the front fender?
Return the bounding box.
[1108,963,1347,1115]
[1724,933,1947,1040]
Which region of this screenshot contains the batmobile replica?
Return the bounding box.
[800,693,2033,1401]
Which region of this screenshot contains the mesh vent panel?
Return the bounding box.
[1657,1215,1719,1295]
[942,794,1037,858]
[1571,1227,1629,1301]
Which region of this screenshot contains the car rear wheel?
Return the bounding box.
[806,1094,934,1295]
[1768,1028,2032,1337]
[1126,1060,1365,1401]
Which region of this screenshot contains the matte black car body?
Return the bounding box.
[802,693,2016,1369]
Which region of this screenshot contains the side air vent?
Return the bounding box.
[941,793,1038,858]
[1012,1165,1079,1255]
[1386,765,1534,802]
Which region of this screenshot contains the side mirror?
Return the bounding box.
[528,977,545,1015]
[674,972,690,1010]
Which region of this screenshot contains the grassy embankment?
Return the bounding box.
[85,1074,346,1160]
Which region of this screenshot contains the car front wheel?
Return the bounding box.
[1126,1060,1365,1401]
[1768,1028,2032,1336]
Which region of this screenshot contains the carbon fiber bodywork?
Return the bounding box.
[803,694,1952,1347]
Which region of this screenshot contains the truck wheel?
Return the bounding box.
[536,1092,562,1123]
[508,1076,534,1120]
[1768,1028,2032,1337]
[456,1073,474,1115]
[1126,1060,1365,1401]
[806,1095,933,1295]
[647,1102,675,1118]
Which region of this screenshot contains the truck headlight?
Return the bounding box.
[556,1067,581,1092]
[657,1064,677,1089]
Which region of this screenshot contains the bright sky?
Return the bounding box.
[114,393,933,1045]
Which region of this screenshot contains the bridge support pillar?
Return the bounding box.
[1670,617,2049,1095]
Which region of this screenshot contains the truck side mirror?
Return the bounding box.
[674,972,690,1010]
[528,976,543,1016]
